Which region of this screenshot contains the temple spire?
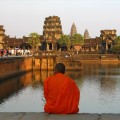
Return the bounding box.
[84,29,90,39]
[70,22,77,36]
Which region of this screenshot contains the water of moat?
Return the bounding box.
[0,62,120,113]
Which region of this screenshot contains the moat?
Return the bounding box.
[0,62,120,113]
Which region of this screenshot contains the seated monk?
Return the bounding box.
[44,63,80,114]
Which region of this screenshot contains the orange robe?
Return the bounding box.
[44,73,80,114]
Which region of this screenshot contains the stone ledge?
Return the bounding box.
[0,113,120,120]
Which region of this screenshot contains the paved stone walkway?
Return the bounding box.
[0,113,120,120]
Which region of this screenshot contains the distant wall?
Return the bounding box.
[73,54,120,61]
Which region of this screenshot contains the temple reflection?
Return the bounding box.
[0,70,82,103]
[0,63,120,109]
[0,77,23,103]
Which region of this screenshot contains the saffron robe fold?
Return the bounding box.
[44,73,80,114]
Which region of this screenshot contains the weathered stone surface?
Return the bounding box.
[0,55,120,81]
[0,57,32,80]
[0,113,25,120]
[49,113,99,120]
[0,113,120,120]
[101,114,120,120]
[0,57,55,80]
[21,113,49,120]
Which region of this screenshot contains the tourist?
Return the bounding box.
[44,63,80,114]
[1,49,4,57]
[6,49,9,56]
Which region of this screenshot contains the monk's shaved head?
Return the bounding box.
[54,63,65,74]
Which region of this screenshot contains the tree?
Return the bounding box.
[71,33,84,46]
[70,33,84,53]
[112,45,120,54]
[58,33,84,52]
[58,35,70,51]
[28,33,40,51]
[111,36,120,54]
[114,36,120,45]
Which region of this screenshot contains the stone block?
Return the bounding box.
[0,113,25,120]
[21,112,49,120]
[101,114,120,120]
[48,113,99,120]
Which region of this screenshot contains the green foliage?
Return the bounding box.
[58,35,70,46]
[28,33,40,49]
[58,34,84,50]
[112,45,120,54]
[114,36,120,45]
[70,33,84,46]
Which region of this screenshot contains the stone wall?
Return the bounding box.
[33,56,56,71]
[0,56,58,80]
[2,54,118,80]
[73,54,119,61]
[0,57,32,80]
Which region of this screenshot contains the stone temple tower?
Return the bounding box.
[0,25,5,49]
[84,29,90,39]
[70,23,77,36]
[43,16,62,50]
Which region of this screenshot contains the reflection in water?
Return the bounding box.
[80,62,120,113]
[0,79,21,104]
[99,76,116,104]
[0,62,120,113]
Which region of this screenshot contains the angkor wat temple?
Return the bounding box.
[0,15,117,53]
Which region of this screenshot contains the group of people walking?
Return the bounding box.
[0,48,31,57]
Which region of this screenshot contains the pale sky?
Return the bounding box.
[0,0,120,38]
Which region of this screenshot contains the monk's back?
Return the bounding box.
[47,73,67,98]
[44,73,80,114]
